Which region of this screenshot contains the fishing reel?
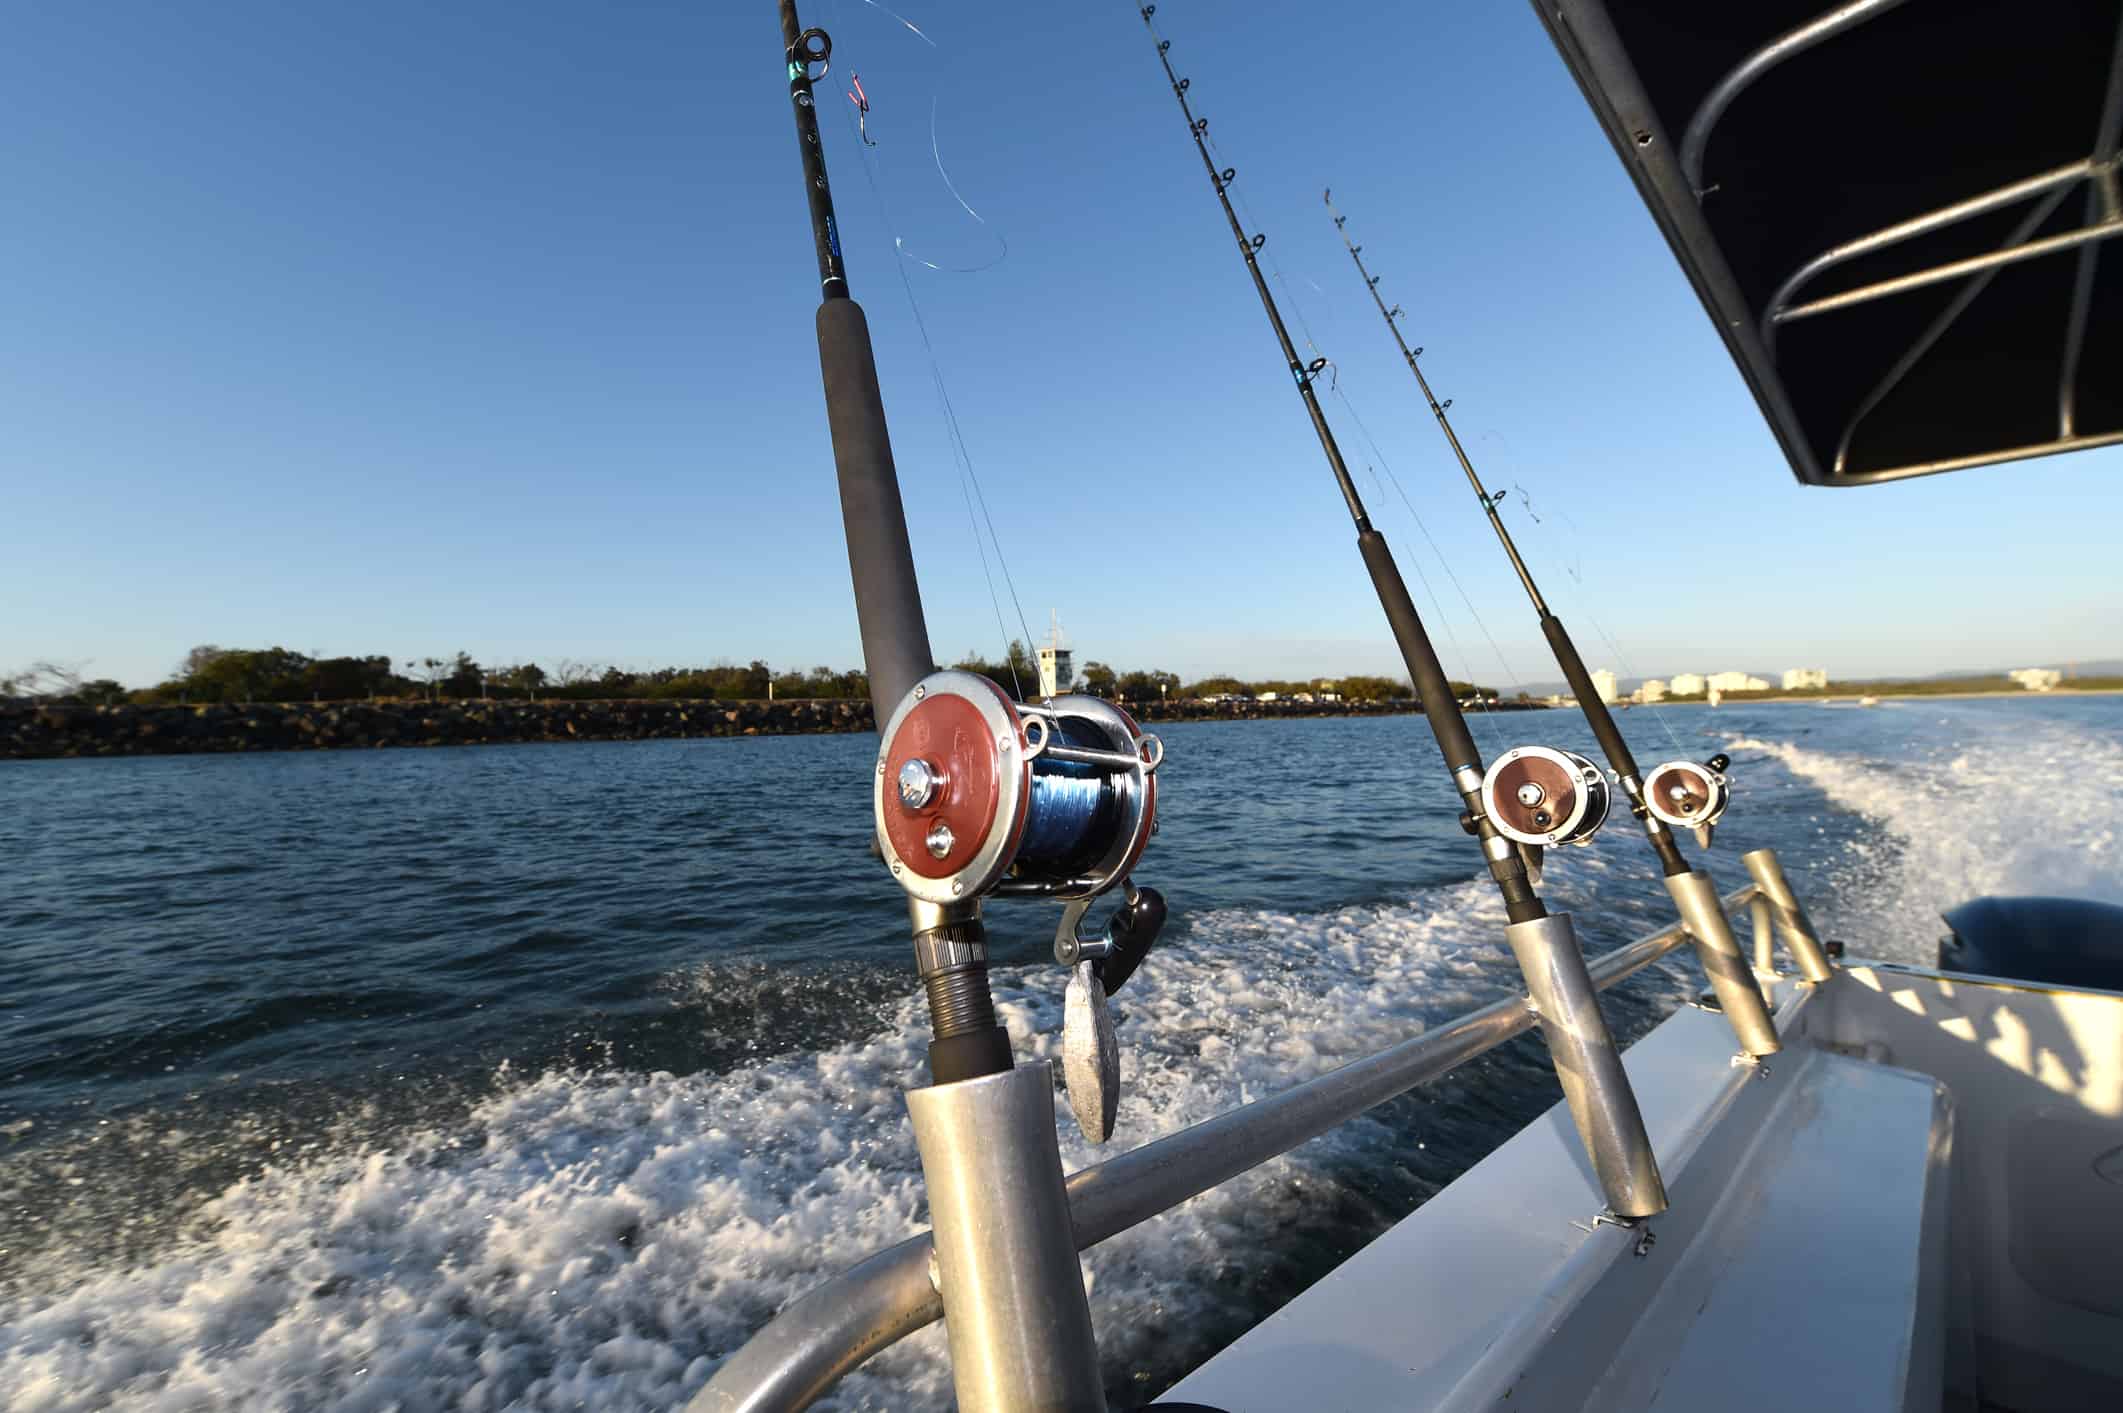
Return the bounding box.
[875,669,1161,903]
[1480,745,1612,849]
[1642,753,1732,848]
[876,669,1165,1141]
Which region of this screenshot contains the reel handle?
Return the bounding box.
[1096,887,1166,995]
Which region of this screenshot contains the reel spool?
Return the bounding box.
[874,670,1162,907]
[1643,754,1731,845]
[1481,745,1611,848]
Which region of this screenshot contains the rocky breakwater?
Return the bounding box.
[0,699,876,760]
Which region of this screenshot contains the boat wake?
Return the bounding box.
[1726,713,2122,961]
[13,709,2099,1410]
[0,880,1565,1412]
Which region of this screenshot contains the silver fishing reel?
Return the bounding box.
[1480,745,1611,848]
[1643,753,1731,848]
[875,670,1166,1142]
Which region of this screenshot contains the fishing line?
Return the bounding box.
[1357,460,1502,752]
[834,69,1036,694]
[895,97,1010,274]
[1332,382,1530,735]
[1487,445,1687,755]
[1188,144,1523,730]
[829,0,1008,274]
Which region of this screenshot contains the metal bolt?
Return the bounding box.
[950,879,964,896]
[913,684,927,700]
[1516,782,1546,807]
[926,821,956,859]
[898,758,942,810]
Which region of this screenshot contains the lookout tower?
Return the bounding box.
[1038,613,1073,699]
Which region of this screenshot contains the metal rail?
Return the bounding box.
[692,882,1780,1413]
[1678,0,1912,196]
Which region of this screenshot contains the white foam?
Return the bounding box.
[1,881,1530,1411]
[1727,713,2123,959]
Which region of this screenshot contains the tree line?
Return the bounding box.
[5,642,1490,708]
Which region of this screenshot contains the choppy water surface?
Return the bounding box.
[4,698,2119,1409]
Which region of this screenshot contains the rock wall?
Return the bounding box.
[0,699,872,759]
[1,695,1542,760]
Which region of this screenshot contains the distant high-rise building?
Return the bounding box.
[2008,667,2062,692]
[1637,679,1668,704]
[1781,667,1829,690]
[1707,670,1771,693]
[1669,672,1707,697]
[1590,668,1620,705]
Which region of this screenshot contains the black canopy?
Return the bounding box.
[1533,1,2123,485]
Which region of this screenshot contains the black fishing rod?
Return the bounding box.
[1323,192,1778,1056]
[775,5,1176,1399]
[1138,10,1531,921]
[776,0,1013,1088]
[1139,5,1666,1217]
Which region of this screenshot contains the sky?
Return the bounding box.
[3,1,2118,692]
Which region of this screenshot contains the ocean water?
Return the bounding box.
[3,697,2119,1410]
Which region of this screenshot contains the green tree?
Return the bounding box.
[444,652,485,698]
[1080,661,1118,697]
[1115,669,1179,703]
[1186,674,1248,699]
[1336,674,1407,703]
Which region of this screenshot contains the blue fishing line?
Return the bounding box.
[1019,720,1120,867]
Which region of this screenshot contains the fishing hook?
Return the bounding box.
[848,72,876,146]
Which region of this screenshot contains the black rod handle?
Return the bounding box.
[1539,613,1639,781]
[817,299,936,723]
[1359,529,1481,778]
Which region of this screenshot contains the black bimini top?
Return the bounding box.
[1532,1,2123,486]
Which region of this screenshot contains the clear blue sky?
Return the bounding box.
[4,1,2117,691]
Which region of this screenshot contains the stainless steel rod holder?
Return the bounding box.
[1750,893,1776,975]
[1664,870,1781,1057]
[1742,848,1835,982]
[906,1063,1107,1412]
[1503,913,1667,1218]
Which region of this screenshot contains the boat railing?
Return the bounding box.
[693,872,1825,1413]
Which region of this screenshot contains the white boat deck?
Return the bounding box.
[1165,986,1954,1411]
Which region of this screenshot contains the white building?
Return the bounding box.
[1037,613,1073,699]
[1707,670,1771,693]
[2009,667,2062,692]
[1636,679,1668,704]
[1590,668,1620,705]
[1782,667,1829,690]
[1669,672,1707,697]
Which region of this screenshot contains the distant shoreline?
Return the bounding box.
[1623,687,2123,706]
[1,695,1504,761]
[9,688,2113,761]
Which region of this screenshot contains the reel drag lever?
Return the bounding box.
[1057,885,1168,1143]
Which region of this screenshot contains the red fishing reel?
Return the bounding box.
[1643,753,1731,846]
[873,670,1162,907]
[1480,745,1611,848]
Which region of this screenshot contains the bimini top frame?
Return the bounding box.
[1534,1,2123,486]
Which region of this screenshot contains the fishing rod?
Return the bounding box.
[1322,192,1779,1056]
[777,5,1178,1401]
[1138,5,1664,1220]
